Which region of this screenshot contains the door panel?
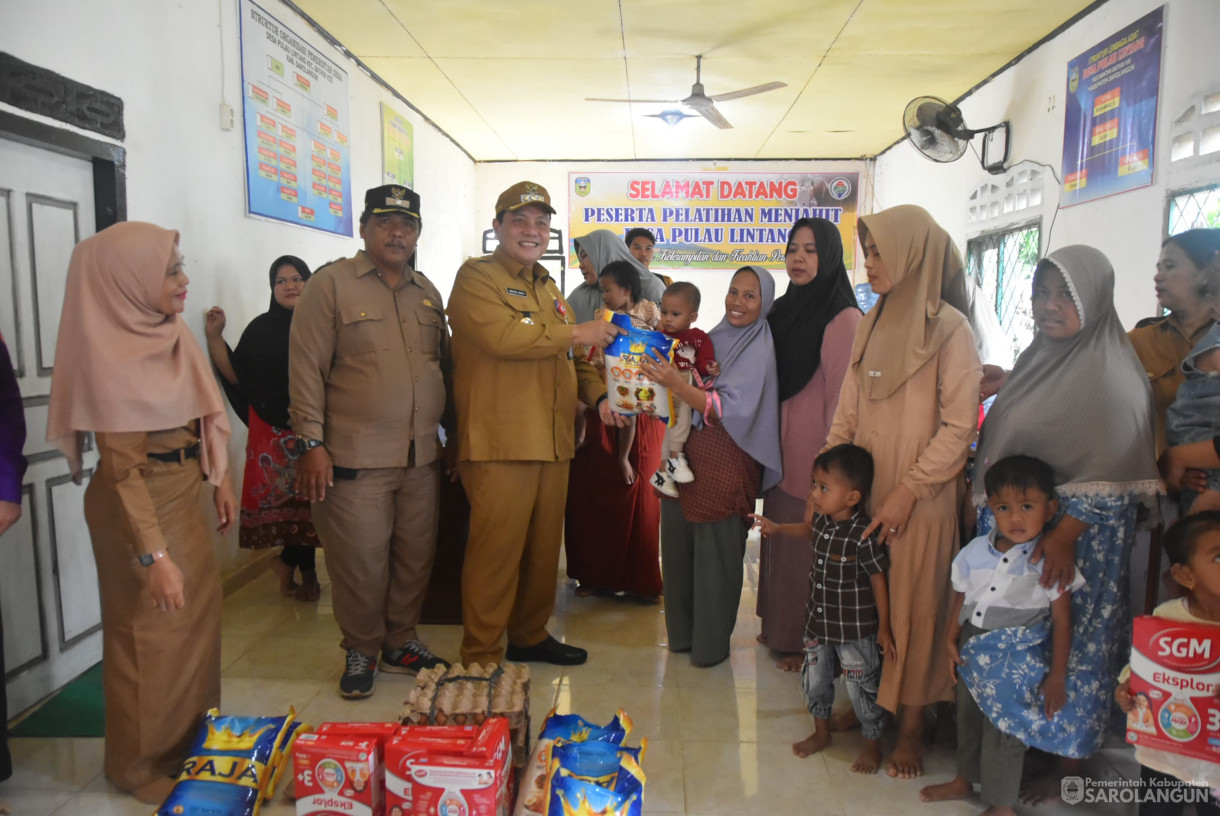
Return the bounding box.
[28,196,80,377]
[1,135,100,717]
[0,485,44,677]
[48,473,100,646]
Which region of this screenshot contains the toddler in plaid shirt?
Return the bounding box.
[751,443,894,774]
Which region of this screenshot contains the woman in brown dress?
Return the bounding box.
[825,205,981,779]
[46,222,236,804]
[1127,228,1220,456]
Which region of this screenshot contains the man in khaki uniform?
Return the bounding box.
[291,185,453,698]
[448,181,623,665]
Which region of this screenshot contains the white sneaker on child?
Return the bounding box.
[668,454,694,483]
[650,468,679,498]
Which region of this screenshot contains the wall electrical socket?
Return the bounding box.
[219,103,235,131]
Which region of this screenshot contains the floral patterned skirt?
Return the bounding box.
[239,409,319,551]
[968,495,1136,758]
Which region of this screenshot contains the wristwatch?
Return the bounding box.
[292,437,325,455]
[139,550,167,567]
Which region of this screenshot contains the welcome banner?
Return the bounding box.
[569,172,859,271]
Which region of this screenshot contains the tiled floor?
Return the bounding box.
[3,532,1140,815]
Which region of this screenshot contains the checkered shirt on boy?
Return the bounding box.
[803,508,889,645]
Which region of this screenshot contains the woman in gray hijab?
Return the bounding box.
[971,245,1160,790]
[574,230,666,306]
[643,266,782,667]
[567,237,603,325]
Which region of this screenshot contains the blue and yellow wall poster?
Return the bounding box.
[569,172,859,272]
[1060,6,1163,207]
[239,0,352,235]
[380,104,414,187]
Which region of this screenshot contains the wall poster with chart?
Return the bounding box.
[239,0,353,234]
[1060,6,1164,206]
[381,103,414,187]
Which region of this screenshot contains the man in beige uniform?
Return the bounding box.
[291,185,453,698]
[448,181,623,665]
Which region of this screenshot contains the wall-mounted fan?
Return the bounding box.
[587,55,786,130]
[903,96,1011,174]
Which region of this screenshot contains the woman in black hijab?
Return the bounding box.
[205,255,320,600]
[757,218,861,668]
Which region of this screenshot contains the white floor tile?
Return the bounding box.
[1,553,1153,816]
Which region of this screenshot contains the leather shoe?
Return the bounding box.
[505,635,588,665]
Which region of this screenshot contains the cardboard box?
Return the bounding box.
[293,733,384,816]
[1127,615,1220,763]
[386,718,514,816]
[317,722,401,752]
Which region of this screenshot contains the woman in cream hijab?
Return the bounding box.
[824,205,982,779]
[47,222,236,805]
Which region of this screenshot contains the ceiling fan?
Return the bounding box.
[586,55,786,130]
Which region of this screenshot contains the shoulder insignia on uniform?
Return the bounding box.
[313,257,347,274]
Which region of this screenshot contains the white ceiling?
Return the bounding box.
[289,0,1099,161]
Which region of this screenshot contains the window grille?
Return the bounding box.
[1167,184,1220,235]
[966,223,1041,365]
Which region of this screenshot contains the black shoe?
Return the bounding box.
[381,639,449,675]
[339,648,377,698]
[505,635,588,666]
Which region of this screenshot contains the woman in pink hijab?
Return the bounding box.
[47,221,236,805]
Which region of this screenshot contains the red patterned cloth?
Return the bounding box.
[564,408,663,595]
[675,414,762,523]
[239,409,318,550]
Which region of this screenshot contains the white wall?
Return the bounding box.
[3,0,478,572]
[476,160,870,330]
[874,0,1220,328]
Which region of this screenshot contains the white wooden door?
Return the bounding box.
[1,136,101,718]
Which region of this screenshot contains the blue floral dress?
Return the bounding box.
[963,493,1138,758]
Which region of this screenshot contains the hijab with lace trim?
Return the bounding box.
[852,205,971,401]
[46,222,231,484]
[974,245,1161,501]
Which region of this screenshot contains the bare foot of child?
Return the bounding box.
[792,728,831,758]
[775,653,803,672]
[269,555,298,597]
[831,709,860,732]
[920,776,972,802]
[618,456,635,485]
[884,733,925,778]
[851,740,883,774]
